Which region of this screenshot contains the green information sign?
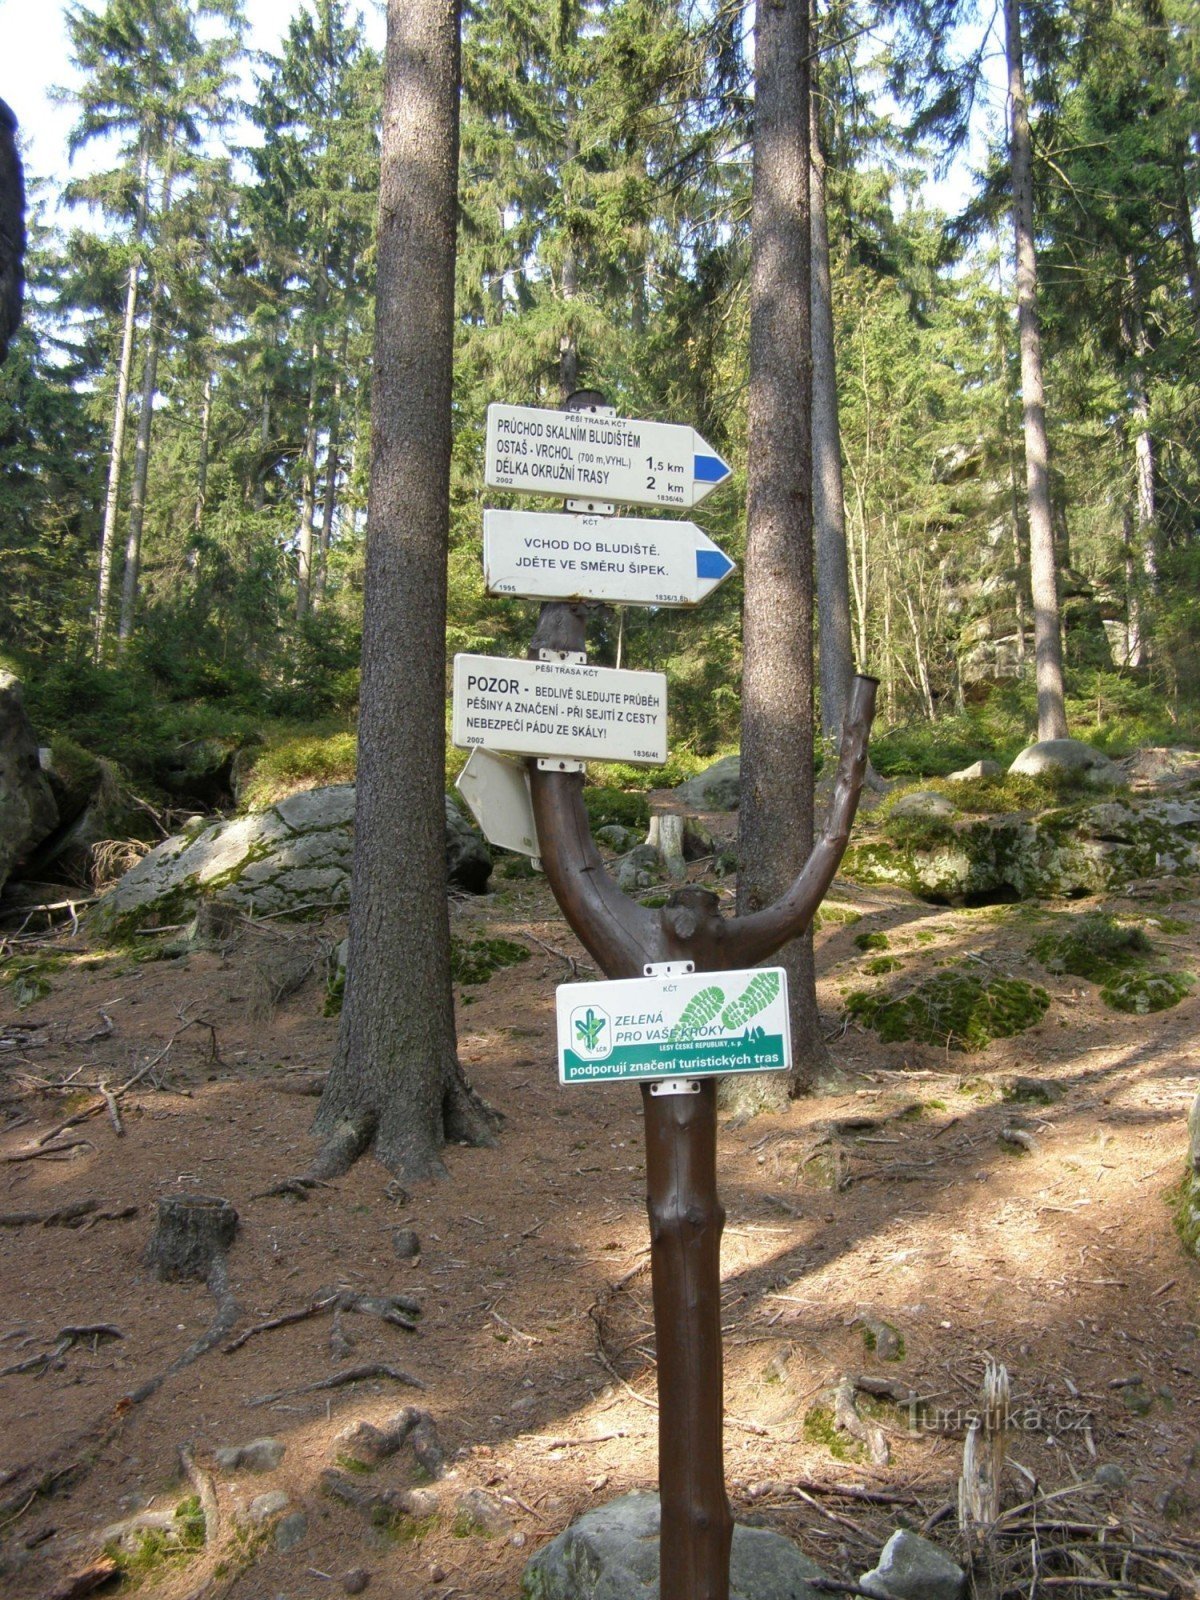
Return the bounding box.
[556,968,791,1085]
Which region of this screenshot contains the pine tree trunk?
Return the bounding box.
[729,0,822,1110]
[296,334,322,619]
[194,363,212,533]
[116,292,162,650]
[811,88,854,744]
[254,390,270,511]
[94,139,150,661]
[314,0,495,1181]
[1005,0,1068,741]
[314,363,344,608]
[1174,146,1200,330]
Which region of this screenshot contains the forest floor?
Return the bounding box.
[1,832,1199,1600]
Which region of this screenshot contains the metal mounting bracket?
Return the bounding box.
[644,962,700,1095]
[566,498,616,516]
[538,648,586,664]
[536,758,585,774]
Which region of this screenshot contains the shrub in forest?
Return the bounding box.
[582,786,650,832]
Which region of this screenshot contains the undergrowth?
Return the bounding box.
[846,966,1051,1050]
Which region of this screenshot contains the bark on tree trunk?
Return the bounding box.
[116,294,162,650]
[1005,0,1067,741]
[729,0,823,1110]
[810,73,854,745]
[194,363,212,533]
[296,332,322,620]
[314,355,345,608]
[94,139,150,661]
[314,0,495,1181]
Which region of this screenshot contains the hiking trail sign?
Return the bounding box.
[483,509,735,607]
[451,653,668,766]
[484,401,732,510]
[557,967,791,1084]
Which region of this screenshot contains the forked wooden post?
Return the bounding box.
[528,593,877,1600]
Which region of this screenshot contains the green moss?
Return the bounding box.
[1101,971,1194,1014]
[498,854,537,879]
[881,812,958,853]
[1030,912,1153,982]
[324,966,346,1017]
[814,902,862,928]
[864,955,902,975]
[1171,1173,1200,1258]
[854,930,890,952]
[105,1496,206,1582]
[450,935,530,986]
[802,1403,864,1463]
[847,967,1051,1051]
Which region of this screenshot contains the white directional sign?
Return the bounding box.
[483,510,736,608]
[556,968,791,1084]
[452,654,668,766]
[485,403,732,510]
[455,748,540,861]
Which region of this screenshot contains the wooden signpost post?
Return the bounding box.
[455,394,877,1600]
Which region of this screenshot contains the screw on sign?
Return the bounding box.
[483,392,878,1600]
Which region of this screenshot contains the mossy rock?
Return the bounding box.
[864,955,902,975]
[1030,912,1154,982]
[1101,971,1194,1014]
[846,967,1050,1051]
[450,936,530,987]
[854,930,890,952]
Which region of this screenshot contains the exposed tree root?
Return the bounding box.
[245,1361,423,1408]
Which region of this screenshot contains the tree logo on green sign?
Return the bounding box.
[571,1005,611,1060]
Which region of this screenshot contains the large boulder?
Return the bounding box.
[0,672,58,894]
[673,754,741,812]
[859,1530,965,1600]
[1008,739,1127,789]
[89,785,491,936]
[842,792,1200,904]
[521,1492,828,1600]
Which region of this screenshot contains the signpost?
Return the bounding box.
[483,509,735,607]
[468,392,878,1600]
[557,967,790,1084]
[484,401,732,510]
[455,748,540,862]
[451,653,668,766]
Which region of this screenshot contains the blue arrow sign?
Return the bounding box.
[485,403,733,511]
[483,510,737,607]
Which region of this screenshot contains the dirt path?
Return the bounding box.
[1,867,1197,1599]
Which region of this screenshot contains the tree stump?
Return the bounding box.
[646,813,687,881]
[144,1195,238,1282]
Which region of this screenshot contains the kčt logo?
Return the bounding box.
[571,1005,611,1060]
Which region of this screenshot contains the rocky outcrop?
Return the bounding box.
[0,672,57,893]
[673,754,741,811]
[1008,739,1127,789]
[89,785,491,936]
[521,1493,828,1600]
[843,793,1200,904]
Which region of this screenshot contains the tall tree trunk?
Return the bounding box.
[116,287,162,650]
[1173,145,1200,329]
[296,331,322,619]
[729,0,820,1111]
[1005,0,1068,741]
[94,138,150,661]
[810,82,854,744]
[314,363,344,609]
[1123,500,1143,666]
[194,362,213,533]
[255,389,270,511]
[314,0,495,1180]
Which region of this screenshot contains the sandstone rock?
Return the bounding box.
[890,791,958,821]
[859,1529,965,1600]
[342,1570,370,1595]
[1120,747,1200,789]
[89,785,491,935]
[214,1437,285,1474]
[594,824,639,854]
[334,1420,395,1468]
[521,1492,828,1600]
[616,843,666,893]
[274,1510,308,1552]
[1177,1093,1200,1259]
[674,754,741,812]
[1008,739,1127,789]
[392,1227,421,1260]
[946,759,1003,782]
[842,792,1200,904]
[0,672,58,894]
[248,1491,290,1524]
[1094,1463,1127,1489]
[456,1488,511,1537]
